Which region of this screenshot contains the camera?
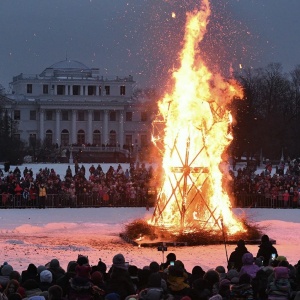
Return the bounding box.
[170,261,175,266]
[271,253,276,260]
[157,246,167,251]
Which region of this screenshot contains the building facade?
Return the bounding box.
[5,60,153,160]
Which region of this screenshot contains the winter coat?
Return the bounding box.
[267,278,291,300]
[239,253,260,279]
[257,242,278,267]
[68,276,94,300]
[230,282,253,300]
[106,267,136,300]
[228,245,250,271]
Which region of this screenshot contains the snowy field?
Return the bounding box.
[0,207,299,274]
[0,162,298,274]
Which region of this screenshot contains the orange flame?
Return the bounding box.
[151,0,245,235]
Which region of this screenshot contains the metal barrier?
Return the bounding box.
[0,193,150,208]
[0,193,299,209]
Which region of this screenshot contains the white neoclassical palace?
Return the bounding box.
[5,60,153,155]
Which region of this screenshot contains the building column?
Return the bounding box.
[54,85,57,95]
[88,110,93,144]
[55,109,61,146]
[119,110,124,147]
[39,109,44,141]
[65,84,68,95]
[70,85,73,95]
[80,85,83,96]
[103,110,108,145]
[72,109,77,144]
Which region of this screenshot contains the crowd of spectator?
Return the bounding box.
[231,158,300,208]
[2,157,300,209]
[0,162,155,208]
[0,234,299,300]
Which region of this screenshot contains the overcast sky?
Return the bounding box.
[0,0,299,92]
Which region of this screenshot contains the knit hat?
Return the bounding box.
[105,293,120,300]
[112,254,127,270]
[219,279,231,289]
[76,264,91,278]
[276,256,287,262]
[226,269,239,282]
[27,297,45,300]
[1,264,13,276]
[40,270,53,283]
[50,259,60,269]
[91,271,103,285]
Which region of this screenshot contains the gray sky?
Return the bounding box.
[0,0,299,92]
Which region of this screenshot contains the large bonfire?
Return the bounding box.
[125,0,261,245]
[150,0,246,237]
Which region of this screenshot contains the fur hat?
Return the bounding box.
[1,264,13,276]
[77,255,89,266]
[40,270,53,283]
[112,254,127,270]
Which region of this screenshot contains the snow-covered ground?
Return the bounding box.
[0,207,299,274]
[0,162,297,275]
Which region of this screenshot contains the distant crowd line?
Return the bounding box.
[0,234,299,300]
[1,158,300,209]
[232,158,300,208]
[0,162,155,208]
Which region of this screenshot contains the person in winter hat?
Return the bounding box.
[227,239,249,271]
[0,264,14,289]
[48,259,65,283]
[21,264,38,284]
[112,254,128,271]
[106,253,136,300]
[257,235,278,267]
[239,253,260,279]
[55,261,77,297]
[230,273,253,300]
[138,272,166,300]
[267,267,291,300]
[39,270,53,291]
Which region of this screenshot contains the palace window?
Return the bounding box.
[126,112,132,121]
[30,110,36,120]
[27,84,32,94]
